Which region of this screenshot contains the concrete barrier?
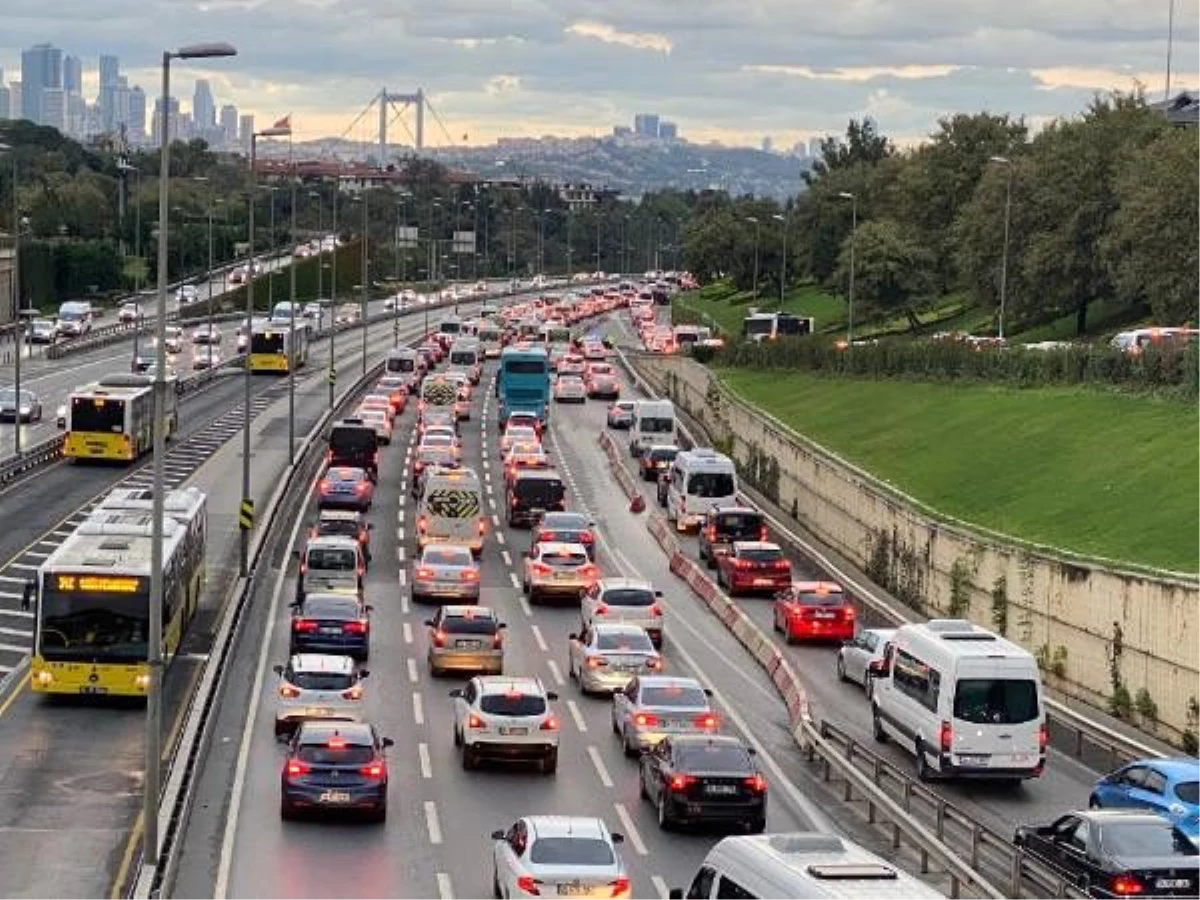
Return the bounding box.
[627,352,1200,744]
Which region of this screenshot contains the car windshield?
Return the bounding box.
[953,679,1039,725]
[641,685,708,707]
[688,472,735,497]
[1100,821,1198,858]
[290,671,355,691]
[424,548,473,566]
[1175,781,1199,804]
[649,449,677,462]
[597,631,653,652]
[328,468,364,483]
[602,588,655,607]
[795,591,847,607]
[676,744,752,771]
[303,596,359,618]
[442,616,497,634]
[739,547,783,563]
[529,837,615,866]
[541,549,588,567]
[640,416,673,433]
[715,514,763,538]
[296,744,376,765]
[480,693,547,716]
[306,548,357,570]
[318,520,359,538]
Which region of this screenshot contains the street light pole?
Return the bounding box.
[329,177,339,408]
[989,156,1014,340]
[147,40,236,873]
[205,196,222,369]
[288,164,297,464]
[772,213,788,303]
[1,146,23,456]
[745,216,760,299]
[837,191,858,347]
[360,190,368,374]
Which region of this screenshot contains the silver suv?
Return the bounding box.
[449,676,560,773]
[581,578,664,648]
[426,605,506,676]
[272,653,368,736]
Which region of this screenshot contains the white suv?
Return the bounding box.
[449,675,560,774]
[581,578,664,648]
[272,653,368,736]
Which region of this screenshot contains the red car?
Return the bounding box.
[772,581,856,643]
[715,541,792,597]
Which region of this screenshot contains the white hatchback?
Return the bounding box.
[272,653,368,736]
[450,675,560,773]
[491,816,631,899]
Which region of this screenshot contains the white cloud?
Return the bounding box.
[564,21,673,54]
[744,64,967,82]
[484,74,521,95]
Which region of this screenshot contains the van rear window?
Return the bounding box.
[688,473,735,498]
[953,678,1039,725]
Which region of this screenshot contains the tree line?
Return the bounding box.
[681,91,1199,336]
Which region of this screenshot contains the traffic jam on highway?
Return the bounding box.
[193,277,1198,900]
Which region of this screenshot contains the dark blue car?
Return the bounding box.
[289,592,372,661]
[280,721,393,822]
[1090,758,1200,841]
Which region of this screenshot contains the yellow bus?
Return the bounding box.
[248,320,311,373]
[64,373,178,462]
[30,486,208,697]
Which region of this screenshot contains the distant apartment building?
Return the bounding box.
[41,87,66,131]
[128,86,147,143]
[557,181,621,210]
[634,113,660,137]
[658,121,678,140]
[612,125,632,137]
[21,43,63,126]
[239,113,255,148]
[8,82,20,120]
[220,104,239,146]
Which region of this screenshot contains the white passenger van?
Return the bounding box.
[416,466,485,555]
[628,399,676,457]
[447,340,482,385]
[670,832,945,899]
[869,618,1046,782]
[386,347,420,388]
[665,448,738,532]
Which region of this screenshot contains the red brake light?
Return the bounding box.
[417,517,427,532]
[360,762,385,779]
[285,760,309,777]
[539,716,559,731]
[694,713,719,729]
[491,631,504,649]
[530,562,552,576]
[939,720,953,752]
[646,658,663,670]
[586,656,608,669]
[319,482,332,494]
[1110,875,1145,896]
[580,565,599,579]
[343,620,369,634]
[579,532,594,543]
[459,569,479,582]
[595,604,609,615]
[342,685,363,701]
[478,519,487,535]
[668,774,694,791]
[649,604,663,616]
[744,773,767,792]
[516,875,540,896]
[292,618,318,633]
[634,712,660,727]
[609,877,630,898]
[759,525,769,541]
[467,713,487,730]
[1038,722,1048,752]
[416,567,436,579]
[432,629,446,648]
[328,737,347,749]
[705,525,716,541]
[279,684,302,699]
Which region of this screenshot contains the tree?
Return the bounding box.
[806,118,894,181]
[832,218,936,331]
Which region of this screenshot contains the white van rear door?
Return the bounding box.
[949,662,1042,767]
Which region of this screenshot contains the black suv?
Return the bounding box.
[507,470,566,528]
[697,505,767,568]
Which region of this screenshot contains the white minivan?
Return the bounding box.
[670,832,945,899]
[628,399,676,457]
[417,466,485,555]
[665,448,738,532]
[869,618,1047,782]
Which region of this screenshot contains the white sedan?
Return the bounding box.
[491,816,630,899]
[835,627,896,698]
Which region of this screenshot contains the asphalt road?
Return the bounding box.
[173,352,925,900]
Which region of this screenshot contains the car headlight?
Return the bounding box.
[19,406,30,414]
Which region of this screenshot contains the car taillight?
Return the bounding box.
[279,684,302,699]
[774,560,790,571]
[668,774,695,791]
[360,762,385,779]
[417,516,428,532]
[646,658,663,670]
[759,525,769,541]
[324,449,332,463]
[516,875,540,896]
[580,565,599,579]
[319,482,332,494]
[586,656,608,669]
[939,720,953,752]
[579,532,594,544]
[608,877,630,898]
[530,562,552,576]
[704,525,717,541]
[460,570,479,582]
[285,760,309,777]
[416,567,435,579]
[478,519,487,535]
[634,712,660,727]
[343,620,369,634]
[595,604,609,615]
[467,714,488,730]
[744,774,768,793]
[649,604,663,617]
[733,558,750,570]
[342,685,364,700]
[432,630,447,648]
[1038,722,1048,752]
[539,716,559,731]
[1109,875,1145,896]
[694,714,719,729]
[492,632,504,649]
[292,618,318,632]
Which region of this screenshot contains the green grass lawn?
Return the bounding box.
[674,282,844,336]
[719,369,1199,573]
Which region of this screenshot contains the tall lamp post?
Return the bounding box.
[205,196,223,368]
[1,143,25,456]
[329,175,340,408]
[836,191,858,347]
[359,190,369,373]
[118,161,143,367]
[772,213,788,303]
[243,119,292,581]
[989,156,1013,341]
[148,40,236,874]
[745,216,761,299]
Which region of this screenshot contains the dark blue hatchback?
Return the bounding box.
[280,721,393,822]
[289,592,372,661]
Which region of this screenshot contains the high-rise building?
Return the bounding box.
[151,96,181,145]
[0,86,9,121]
[808,136,823,159]
[128,86,147,143]
[239,113,255,148]
[66,92,87,136]
[220,104,238,146]
[193,79,215,132]
[658,121,678,140]
[761,136,774,153]
[21,43,64,126]
[98,54,120,132]
[634,113,660,138]
[41,88,66,131]
[63,55,82,94]
[9,82,21,120]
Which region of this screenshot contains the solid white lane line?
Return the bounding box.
[418,742,433,779]
[424,801,443,844]
[436,873,454,900]
[567,699,588,733]
[407,658,419,683]
[613,803,647,855]
[403,622,413,644]
[652,875,670,898]
[530,624,548,652]
[413,691,425,725]
[546,659,565,686]
[587,745,613,788]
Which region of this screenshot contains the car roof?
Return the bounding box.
[711,505,760,517]
[302,591,361,605]
[295,720,374,744]
[637,675,703,691]
[592,623,651,636]
[319,509,363,522]
[305,534,361,549]
[525,816,609,841]
[422,544,474,560]
[792,581,845,594]
[516,469,562,481]
[441,605,497,619]
[542,511,588,524]
[1078,810,1181,827]
[289,653,356,674]
[1124,758,1200,778]
[732,541,781,551]
[536,541,589,555]
[325,466,366,478]
[670,733,745,749]
[596,577,654,591]
[477,676,545,696]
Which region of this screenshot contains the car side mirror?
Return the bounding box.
[367,523,374,530]
[568,633,578,642]
[498,622,508,629]
[448,689,463,698]
[546,691,559,701]
[490,830,506,841]
[703,688,713,697]
[654,590,664,598]
[382,737,395,748]
[424,619,436,628]
[359,669,370,678]
[272,664,284,675]
[365,604,374,613]
[291,549,301,559]
[746,747,757,755]
[611,832,625,844]
[668,890,684,900]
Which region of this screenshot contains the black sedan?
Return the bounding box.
[289,592,373,661]
[0,388,43,423]
[1014,810,1198,898]
[638,734,767,833]
[280,721,393,823]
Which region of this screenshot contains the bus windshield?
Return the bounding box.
[38,587,148,662]
[251,332,285,353]
[504,358,548,375]
[744,317,773,337]
[71,397,125,432]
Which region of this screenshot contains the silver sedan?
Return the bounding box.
[411,545,481,605]
[567,623,662,696]
[611,675,718,756]
[835,627,896,699]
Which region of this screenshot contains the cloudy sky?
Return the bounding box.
[2,0,1196,148]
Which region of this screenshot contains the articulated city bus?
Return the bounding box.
[248,320,311,373]
[30,486,208,697]
[64,373,178,462]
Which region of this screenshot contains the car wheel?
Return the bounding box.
[865,678,875,702]
[745,816,766,834]
[540,749,558,775]
[623,729,638,758]
[280,799,296,821]
[611,711,621,735]
[522,579,530,596]
[915,740,935,782]
[871,705,889,744]
[453,725,462,747]
[367,804,387,824]
[836,655,847,682]
[639,768,649,800]
[656,790,673,831]
[492,866,503,900]
[462,746,477,770]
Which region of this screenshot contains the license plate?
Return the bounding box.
[80,686,108,695]
[319,790,351,803]
[705,783,738,795]
[557,884,588,897]
[307,707,336,717]
[320,627,342,635]
[554,572,576,581]
[814,611,836,620]
[1157,879,1192,890]
[753,578,773,586]
[957,754,989,766]
[455,639,482,649]
[530,508,545,517]
[500,727,528,736]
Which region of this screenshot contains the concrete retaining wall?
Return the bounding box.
[631,353,1200,744]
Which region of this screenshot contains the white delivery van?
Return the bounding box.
[869,618,1047,782]
[447,340,482,385]
[665,448,738,532]
[57,300,94,337]
[295,535,365,601]
[628,399,677,457]
[671,832,945,899]
[417,466,485,555]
